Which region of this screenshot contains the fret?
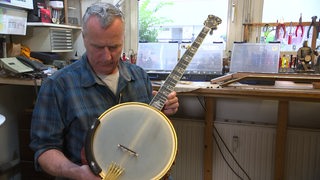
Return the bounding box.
[170,73,181,80]
[177,63,187,70]
[167,82,176,90]
[172,69,181,75]
[175,67,185,74]
[167,76,178,83]
[160,84,174,93]
[179,58,189,65]
[192,43,200,49]
[173,70,183,77]
[163,85,174,92]
[152,101,162,109]
[200,31,207,38]
[158,88,169,96]
[200,28,210,36]
[194,39,204,45]
[194,39,202,44]
[183,52,194,59]
[172,73,181,80]
[158,98,166,104]
[166,81,178,89]
[194,38,203,44]
[198,33,206,39]
[163,87,173,95]
[155,92,167,102]
[189,46,197,52]
[179,57,191,65]
[164,79,176,87]
[149,15,221,110]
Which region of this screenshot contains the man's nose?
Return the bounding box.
[103,47,112,60]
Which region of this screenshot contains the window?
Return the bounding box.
[262,0,319,49]
[262,0,318,23]
[138,0,228,43]
[137,0,228,74]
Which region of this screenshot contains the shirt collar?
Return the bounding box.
[80,54,134,87]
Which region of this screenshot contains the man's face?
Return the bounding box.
[83,16,124,75]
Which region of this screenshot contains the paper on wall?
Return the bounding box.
[0,7,27,35]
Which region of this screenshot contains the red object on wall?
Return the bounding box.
[40,8,51,23]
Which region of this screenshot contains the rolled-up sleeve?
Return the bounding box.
[30,77,65,171]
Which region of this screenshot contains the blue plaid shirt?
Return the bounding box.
[30,53,153,170]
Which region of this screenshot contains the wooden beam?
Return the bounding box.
[204,97,215,180]
[243,22,312,27]
[274,100,289,180]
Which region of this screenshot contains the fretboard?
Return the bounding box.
[149,26,211,110]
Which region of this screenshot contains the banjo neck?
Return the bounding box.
[149,15,222,110]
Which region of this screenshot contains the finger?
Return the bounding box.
[152,90,157,96]
[167,91,177,99]
[163,107,178,116]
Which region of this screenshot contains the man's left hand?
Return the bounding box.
[153,90,179,116]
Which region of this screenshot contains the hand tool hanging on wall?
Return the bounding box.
[288,22,293,45]
[275,19,286,40]
[317,18,320,38]
[295,13,304,37]
[263,24,275,42]
[307,16,318,38]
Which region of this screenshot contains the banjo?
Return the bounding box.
[85,15,221,180]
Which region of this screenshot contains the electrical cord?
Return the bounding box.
[212,129,245,180]
[213,127,251,180]
[195,96,251,180]
[196,96,206,111]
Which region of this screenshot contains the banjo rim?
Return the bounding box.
[85,102,178,179]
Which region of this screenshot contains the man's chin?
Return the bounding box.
[99,66,118,75]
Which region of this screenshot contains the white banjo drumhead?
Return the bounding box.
[92,102,177,180]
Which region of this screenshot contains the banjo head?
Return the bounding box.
[86,102,177,180]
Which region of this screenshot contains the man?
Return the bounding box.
[30,2,179,179]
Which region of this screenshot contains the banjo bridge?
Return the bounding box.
[118,144,139,157]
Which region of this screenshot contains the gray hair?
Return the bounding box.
[82,2,124,35]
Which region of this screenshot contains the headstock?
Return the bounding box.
[204,15,222,35]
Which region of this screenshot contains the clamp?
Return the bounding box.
[263,24,275,39]
[276,21,286,39]
[307,16,318,38]
[295,14,304,37]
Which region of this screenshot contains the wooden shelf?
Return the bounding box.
[243,21,312,27]
[27,22,81,30]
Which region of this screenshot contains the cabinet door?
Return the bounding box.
[13,27,74,52]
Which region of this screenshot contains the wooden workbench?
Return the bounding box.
[0,77,42,86]
[153,72,320,180]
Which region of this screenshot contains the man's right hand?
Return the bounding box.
[76,165,101,180]
[38,149,101,180]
